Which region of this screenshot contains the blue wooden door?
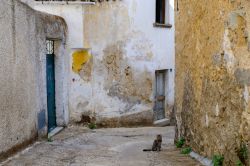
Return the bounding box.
[46,54,57,132]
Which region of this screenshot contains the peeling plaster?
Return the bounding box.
[33,0,175,127]
[215,103,220,117]
[205,113,209,128]
[72,50,92,73]
[244,85,249,103]
[223,29,236,72]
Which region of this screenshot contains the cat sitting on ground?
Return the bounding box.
[143,134,162,152]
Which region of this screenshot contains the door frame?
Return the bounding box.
[46,40,57,132]
[154,69,168,121]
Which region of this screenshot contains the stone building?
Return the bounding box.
[24,0,176,127]
[0,0,175,161]
[0,0,68,160]
[175,0,250,165]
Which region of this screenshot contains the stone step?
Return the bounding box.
[153,118,170,127]
[48,127,64,138]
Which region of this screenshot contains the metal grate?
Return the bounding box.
[46,40,54,55]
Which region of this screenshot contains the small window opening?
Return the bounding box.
[156,0,166,24]
[154,0,172,28]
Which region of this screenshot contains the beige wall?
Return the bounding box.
[0,0,67,160]
[175,0,250,165]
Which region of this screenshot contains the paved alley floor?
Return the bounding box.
[1,126,201,166]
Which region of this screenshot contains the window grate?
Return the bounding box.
[46,40,54,55]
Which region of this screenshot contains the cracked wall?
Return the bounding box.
[175,0,250,165]
[69,0,175,127]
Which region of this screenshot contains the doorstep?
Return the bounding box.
[153,118,170,127]
[48,127,64,138]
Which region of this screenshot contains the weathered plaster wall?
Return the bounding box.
[30,3,96,125]
[0,0,67,160]
[31,0,175,127]
[71,0,175,126]
[175,0,250,165]
[32,4,85,48]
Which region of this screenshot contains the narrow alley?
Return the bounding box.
[2,0,250,165]
[2,127,200,166]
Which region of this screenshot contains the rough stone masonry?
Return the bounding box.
[175,0,250,165]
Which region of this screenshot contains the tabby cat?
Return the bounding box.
[143,134,162,152]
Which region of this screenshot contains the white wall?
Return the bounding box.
[127,0,175,108]
[31,3,90,126]
[21,0,70,127]
[0,0,67,158]
[33,4,85,48]
[31,0,175,125]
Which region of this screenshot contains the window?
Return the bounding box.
[156,0,165,24]
[154,0,172,28]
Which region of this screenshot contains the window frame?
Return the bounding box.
[154,0,172,28]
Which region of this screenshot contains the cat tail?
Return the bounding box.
[143,149,152,151]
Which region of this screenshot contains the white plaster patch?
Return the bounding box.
[215,103,220,116]
[223,29,236,73]
[205,113,209,127]
[228,10,246,30]
[244,85,249,103]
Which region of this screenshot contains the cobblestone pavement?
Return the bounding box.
[1,126,201,166]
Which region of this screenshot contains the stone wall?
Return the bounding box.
[175,0,250,165]
[0,0,67,161]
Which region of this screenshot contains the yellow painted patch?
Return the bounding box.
[72,50,92,73]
